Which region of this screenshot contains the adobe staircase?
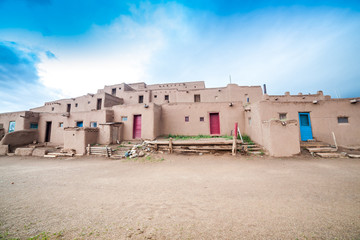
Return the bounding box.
[242,142,264,155]
[300,140,343,158]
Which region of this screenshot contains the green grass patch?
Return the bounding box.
[167,134,233,140]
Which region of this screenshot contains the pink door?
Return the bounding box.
[133,115,142,139]
[209,113,220,135]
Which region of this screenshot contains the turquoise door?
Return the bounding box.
[299,112,313,141]
[8,121,15,133]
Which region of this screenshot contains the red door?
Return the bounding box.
[133,115,142,139]
[209,113,220,135]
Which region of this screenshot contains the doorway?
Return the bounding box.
[133,115,142,139]
[45,121,52,142]
[299,112,313,141]
[209,113,220,135]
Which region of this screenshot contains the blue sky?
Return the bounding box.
[0,0,360,112]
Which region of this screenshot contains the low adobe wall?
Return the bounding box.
[261,120,300,157]
[0,129,38,150]
[97,124,123,145]
[64,127,98,155]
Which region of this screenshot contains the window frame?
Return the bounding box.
[337,116,349,124]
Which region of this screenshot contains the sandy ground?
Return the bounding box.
[0,154,359,240]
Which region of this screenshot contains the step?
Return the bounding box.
[249,151,264,155]
[306,147,337,153]
[300,141,330,148]
[315,152,343,158]
[248,148,262,151]
[348,154,360,158]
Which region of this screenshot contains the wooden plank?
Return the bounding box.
[169,138,173,154]
[146,140,238,145]
[315,152,342,158]
[232,135,237,156]
[307,147,337,153]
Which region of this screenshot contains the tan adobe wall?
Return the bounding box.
[261,120,300,157]
[103,83,263,106]
[112,103,159,140]
[264,91,330,102]
[0,111,39,134]
[97,124,123,145]
[64,127,99,155]
[0,129,38,148]
[173,84,263,104]
[31,93,122,113]
[246,99,360,149]
[36,110,114,144]
[160,102,244,136]
[146,81,206,90]
[104,93,123,107]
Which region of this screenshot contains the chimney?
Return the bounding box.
[263,84,267,94]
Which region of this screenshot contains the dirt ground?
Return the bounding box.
[0,154,359,240]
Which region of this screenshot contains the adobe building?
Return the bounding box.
[0,81,359,157]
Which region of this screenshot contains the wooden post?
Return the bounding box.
[232,135,237,156]
[169,138,173,154]
[105,146,109,157]
[87,144,90,155]
[332,132,338,150]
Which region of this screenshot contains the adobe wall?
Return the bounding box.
[160,102,244,136]
[261,120,300,157]
[258,99,360,147]
[0,129,38,149]
[36,110,113,144]
[64,128,98,155]
[112,103,159,140]
[244,102,263,145]
[97,124,123,145]
[103,83,263,106]
[31,93,122,113]
[0,111,39,134]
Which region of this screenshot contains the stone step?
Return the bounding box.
[348,154,360,158]
[249,151,264,155]
[315,152,343,158]
[300,141,330,148]
[248,147,262,151]
[306,147,337,153]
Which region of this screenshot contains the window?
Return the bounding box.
[200,117,204,122]
[247,97,250,103]
[51,107,54,111]
[76,121,83,127]
[338,117,349,124]
[248,117,251,126]
[97,98,102,110]
[112,88,116,95]
[0,123,3,129]
[90,122,97,128]
[279,113,287,120]
[8,121,15,132]
[59,122,64,127]
[119,87,122,90]
[194,94,201,102]
[165,95,169,101]
[185,116,189,122]
[121,116,128,121]
[67,104,71,112]
[30,123,38,129]
[154,95,157,98]
[88,101,90,104]
[75,103,78,107]
[139,95,144,103]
